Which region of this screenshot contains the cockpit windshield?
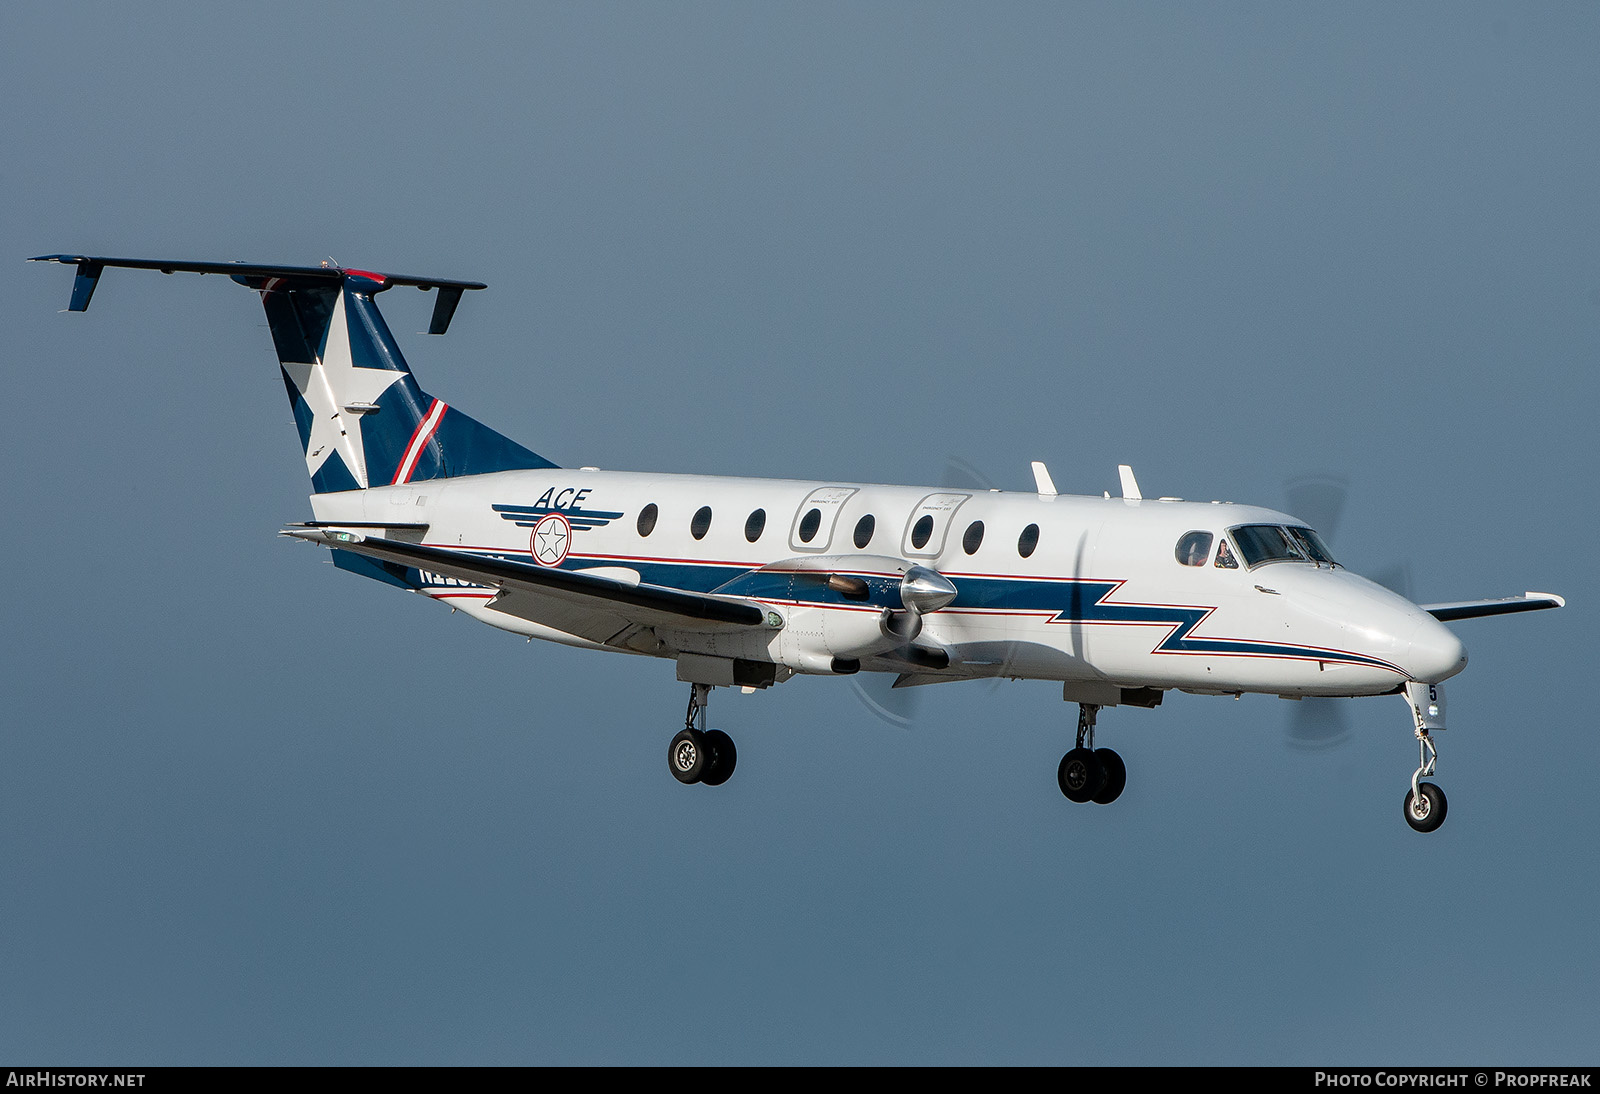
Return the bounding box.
[1285,526,1337,566]
[1228,524,1339,569]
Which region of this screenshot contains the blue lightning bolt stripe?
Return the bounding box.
[945,575,1405,672]
[401,544,1404,674]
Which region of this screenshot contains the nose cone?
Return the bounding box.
[899,565,958,614]
[1407,616,1468,683]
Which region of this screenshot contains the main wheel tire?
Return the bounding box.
[669,728,709,784]
[700,729,737,786]
[1058,747,1103,803]
[1091,748,1126,805]
[1403,781,1448,833]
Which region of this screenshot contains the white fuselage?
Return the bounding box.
[311,468,1468,698]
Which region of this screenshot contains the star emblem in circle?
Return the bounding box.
[531,513,572,567]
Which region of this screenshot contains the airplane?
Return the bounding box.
[33,254,1566,832]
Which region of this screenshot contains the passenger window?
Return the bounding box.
[798,507,822,543]
[691,506,712,540]
[853,514,875,549]
[1018,523,1040,559]
[745,508,766,543]
[962,520,985,555]
[910,514,934,550]
[637,503,658,537]
[1175,531,1213,567]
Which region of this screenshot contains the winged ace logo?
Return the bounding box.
[530,512,572,567]
[493,495,623,535]
[495,492,623,568]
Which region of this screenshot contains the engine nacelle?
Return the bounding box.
[759,561,962,674]
[769,604,893,673]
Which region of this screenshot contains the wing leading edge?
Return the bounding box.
[1422,592,1566,622]
[283,528,770,641]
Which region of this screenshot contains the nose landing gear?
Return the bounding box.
[669,683,737,786]
[1401,682,1448,833]
[1057,703,1125,805]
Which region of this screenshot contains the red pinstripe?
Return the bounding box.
[393,399,447,485]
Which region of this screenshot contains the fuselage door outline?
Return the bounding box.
[902,492,972,559]
[788,487,859,553]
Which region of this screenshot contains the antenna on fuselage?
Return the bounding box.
[1031,461,1058,497]
[1118,464,1143,500]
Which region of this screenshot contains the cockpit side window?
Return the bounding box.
[1175,531,1213,567]
[1215,538,1238,569]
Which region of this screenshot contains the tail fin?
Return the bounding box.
[33,255,557,492]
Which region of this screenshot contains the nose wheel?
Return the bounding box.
[669,683,737,786]
[1057,704,1125,805]
[1402,724,1447,833]
[1404,778,1447,833]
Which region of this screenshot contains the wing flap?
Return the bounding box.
[1422,591,1566,622]
[284,529,769,635]
[483,589,639,646]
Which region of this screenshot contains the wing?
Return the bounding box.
[284,527,769,645]
[1422,591,1566,622]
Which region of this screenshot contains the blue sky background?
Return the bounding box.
[2,3,1595,1064]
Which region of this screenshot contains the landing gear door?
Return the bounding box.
[788,487,859,553]
[1403,681,1447,732]
[902,492,971,559]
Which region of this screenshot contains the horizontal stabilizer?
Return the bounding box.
[30,254,485,333]
[1422,591,1566,622]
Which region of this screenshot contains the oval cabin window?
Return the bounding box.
[1018,523,1040,558]
[637,504,658,537]
[691,506,713,540]
[798,507,822,543]
[962,520,985,555]
[745,508,766,543]
[911,514,934,550]
[853,514,875,549]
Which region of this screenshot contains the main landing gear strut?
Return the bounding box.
[669,683,738,787]
[1058,703,1126,805]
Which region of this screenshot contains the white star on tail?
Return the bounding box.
[280,290,403,488]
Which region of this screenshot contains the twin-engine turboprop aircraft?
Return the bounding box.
[35,254,1565,832]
